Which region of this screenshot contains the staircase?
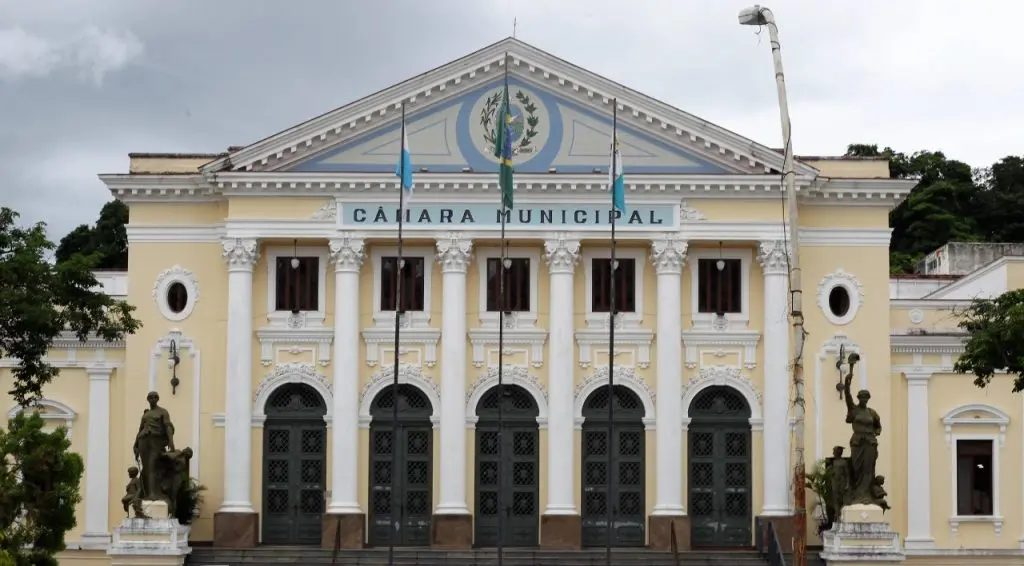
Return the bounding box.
[187,546,774,566]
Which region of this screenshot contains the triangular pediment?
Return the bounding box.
[203,38,817,177]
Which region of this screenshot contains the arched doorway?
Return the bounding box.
[580,385,645,547]
[367,384,434,547]
[687,385,753,547]
[261,383,328,545]
[474,384,540,547]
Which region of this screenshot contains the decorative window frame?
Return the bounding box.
[265,245,329,328]
[679,329,761,370]
[6,399,77,439]
[152,265,199,322]
[948,432,1003,536]
[942,404,1009,448]
[573,365,656,429]
[574,326,653,369]
[474,246,541,328]
[582,247,646,329]
[817,268,864,326]
[689,247,752,330]
[370,245,435,329]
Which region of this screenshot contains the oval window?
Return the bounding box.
[166,282,189,314]
[828,286,851,318]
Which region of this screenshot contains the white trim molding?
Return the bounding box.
[357,363,442,428]
[680,329,761,370]
[5,398,77,437]
[474,245,542,328]
[152,265,199,322]
[370,244,436,329]
[265,244,329,328]
[891,333,966,355]
[948,432,1003,537]
[227,362,333,428]
[680,365,763,430]
[575,325,653,369]
[467,326,547,369]
[361,326,440,368]
[688,246,753,330]
[573,365,656,429]
[942,404,1010,448]
[581,246,646,329]
[464,365,549,428]
[814,334,867,460]
[817,268,863,326]
[903,370,935,549]
[255,326,334,367]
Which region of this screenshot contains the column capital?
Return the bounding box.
[650,236,688,275]
[222,238,260,271]
[904,371,933,384]
[543,234,580,274]
[436,233,473,273]
[757,239,791,276]
[86,366,113,381]
[329,234,366,273]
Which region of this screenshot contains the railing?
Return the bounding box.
[759,520,788,566]
[669,519,681,566]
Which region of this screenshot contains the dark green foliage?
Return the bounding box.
[953,289,1024,392]
[174,478,207,525]
[0,412,84,566]
[55,200,128,270]
[0,207,142,405]
[805,459,835,536]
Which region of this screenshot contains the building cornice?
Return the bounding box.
[890,298,968,309]
[199,38,816,178]
[891,333,966,354]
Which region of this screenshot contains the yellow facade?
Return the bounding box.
[3,38,1022,565]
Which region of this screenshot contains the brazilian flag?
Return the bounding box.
[493,84,515,210]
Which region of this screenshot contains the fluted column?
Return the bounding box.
[435,234,473,516]
[757,240,791,516]
[219,238,259,516]
[328,235,365,515]
[651,236,687,516]
[904,372,935,549]
[80,367,113,548]
[543,235,581,516]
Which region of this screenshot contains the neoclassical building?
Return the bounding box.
[3,37,1023,564]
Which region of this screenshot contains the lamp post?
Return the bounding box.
[738,6,807,566]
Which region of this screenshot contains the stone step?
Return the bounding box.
[187,547,771,566]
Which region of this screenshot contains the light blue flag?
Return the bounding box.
[395,122,413,205]
[610,140,625,214]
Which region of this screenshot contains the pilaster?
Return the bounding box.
[904,371,935,549]
[650,236,687,517]
[81,367,113,549]
[215,237,260,548]
[757,239,791,517]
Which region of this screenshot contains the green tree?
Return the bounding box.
[976,156,1024,243]
[0,412,85,566]
[953,289,1024,392]
[0,207,141,405]
[54,200,129,269]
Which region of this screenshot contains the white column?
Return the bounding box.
[757,240,791,516]
[435,234,473,515]
[81,367,112,548]
[542,235,581,515]
[220,238,259,513]
[904,372,935,548]
[651,236,687,515]
[327,235,365,514]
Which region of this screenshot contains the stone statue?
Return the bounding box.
[871,475,890,512]
[158,447,193,517]
[841,353,882,505]
[827,445,850,518]
[132,391,176,502]
[120,466,146,518]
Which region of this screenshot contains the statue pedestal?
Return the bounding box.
[821,504,904,565]
[107,500,192,566]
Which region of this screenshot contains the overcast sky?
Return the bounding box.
[2,0,1021,240]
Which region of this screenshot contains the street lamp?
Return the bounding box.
[738,7,808,566]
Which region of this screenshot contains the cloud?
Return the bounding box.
[0,25,142,85]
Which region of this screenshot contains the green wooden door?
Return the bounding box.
[580,385,646,547]
[368,384,434,547]
[474,385,540,547]
[687,386,752,547]
[261,384,328,545]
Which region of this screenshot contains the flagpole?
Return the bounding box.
[605,99,618,566]
[496,50,510,566]
[388,102,407,566]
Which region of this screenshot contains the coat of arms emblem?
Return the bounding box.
[479,88,541,156]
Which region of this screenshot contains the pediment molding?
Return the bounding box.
[199,38,816,178]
